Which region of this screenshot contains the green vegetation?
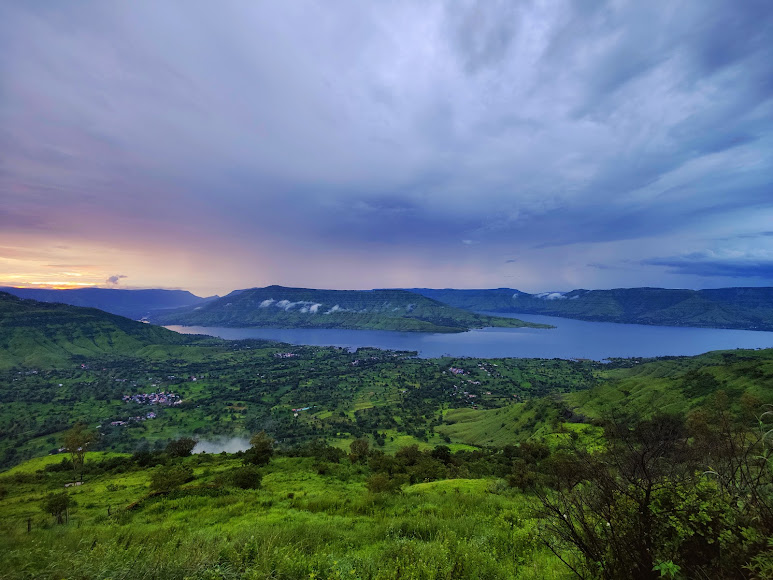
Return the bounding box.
[0,341,600,468]
[413,286,773,331]
[4,397,773,578]
[0,449,565,579]
[4,292,773,577]
[152,286,547,332]
[0,291,206,369]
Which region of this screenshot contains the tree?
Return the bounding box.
[166,437,197,458]
[149,464,194,492]
[42,491,74,524]
[535,414,692,580]
[366,472,407,494]
[243,431,274,466]
[229,466,263,489]
[536,403,773,579]
[349,438,370,463]
[62,422,97,483]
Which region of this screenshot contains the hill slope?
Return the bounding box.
[411,287,773,331]
[0,291,197,368]
[0,287,211,320]
[438,348,773,447]
[152,286,545,332]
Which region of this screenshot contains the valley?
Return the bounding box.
[3,292,773,578]
[5,4,771,576]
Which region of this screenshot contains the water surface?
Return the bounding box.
[166,313,773,360]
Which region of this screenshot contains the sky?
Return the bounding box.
[1,0,772,297]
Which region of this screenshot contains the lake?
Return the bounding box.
[165,312,773,360]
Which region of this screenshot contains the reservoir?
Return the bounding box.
[166,312,773,360]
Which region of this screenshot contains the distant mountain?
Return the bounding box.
[0,291,198,368]
[152,285,547,332]
[0,287,212,320]
[410,287,773,331]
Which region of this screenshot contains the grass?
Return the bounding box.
[0,453,568,580]
[436,349,773,448]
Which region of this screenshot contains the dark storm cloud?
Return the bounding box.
[1,0,772,290]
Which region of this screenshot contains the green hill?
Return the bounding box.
[438,348,773,447]
[0,291,201,369]
[152,286,546,332]
[411,286,773,330]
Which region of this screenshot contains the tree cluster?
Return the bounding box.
[531,396,773,579]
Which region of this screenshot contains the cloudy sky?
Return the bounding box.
[1,1,772,296]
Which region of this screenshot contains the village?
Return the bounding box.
[106,390,183,427]
[121,391,182,406]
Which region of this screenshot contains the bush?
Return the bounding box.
[149,463,194,492]
[133,449,166,468]
[44,457,74,472]
[366,472,407,494]
[42,491,75,524]
[166,437,197,458]
[243,431,274,466]
[349,438,370,463]
[506,459,537,490]
[229,466,262,489]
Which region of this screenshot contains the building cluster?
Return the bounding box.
[352,356,381,365]
[109,411,157,427]
[122,391,182,406]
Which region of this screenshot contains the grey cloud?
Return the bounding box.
[643,253,773,279]
[1,1,772,290]
[106,274,127,285]
[686,0,773,77]
[446,0,520,74]
[721,232,773,241]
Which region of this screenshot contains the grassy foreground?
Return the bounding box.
[0,453,564,580]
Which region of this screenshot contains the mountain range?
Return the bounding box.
[412,287,773,331]
[150,285,543,333]
[0,287,212,320]
[3,284,772,332]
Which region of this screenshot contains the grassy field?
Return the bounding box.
[0,453,566,580]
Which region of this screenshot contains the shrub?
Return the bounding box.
[133,449,166,468]
[229,466,262,489]
[366,472,407,494]
[149,463,194,492]
[44,457,74,472]
[349,438,370,463]
[166,437,197,458]
[243,431,274,466]
[42,491,75,524]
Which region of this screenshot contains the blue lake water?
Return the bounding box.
[165,313,773,360]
